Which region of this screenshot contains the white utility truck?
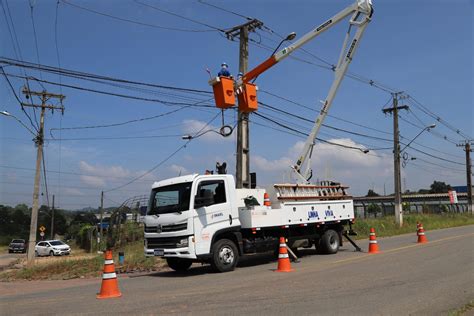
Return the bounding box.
[144,0,373,272]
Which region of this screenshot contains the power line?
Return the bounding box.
[258,101,393,143]
[104,111,222,192]
[252,112,370,152]
[260,89,392,136]
[0,180,148,193]
[197,0,251,20]
[0,57,213,95]
[49,106,190,137]
[54,0,63,94]
[0,67,38,132]
[1,0,21,62]
[41,147,50,207]
[28,0,43,80]
[410,156,465,173]
[0,2,40,130]
[4,72,214,108]
[46,134,182,141]
[0,165,155,182]
[399,110,458,145]
[134,0,227,32]
[61,0,217,33]
[407,95,472,140]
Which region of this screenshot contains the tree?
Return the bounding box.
[367,203,381,218]
[366,189,380,197]
[429,181,452,194]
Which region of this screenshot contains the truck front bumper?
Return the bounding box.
[145,236,196,259]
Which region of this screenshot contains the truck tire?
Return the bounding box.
[166,258,192,272]
[318,229,339,254]
[210,238,239,273]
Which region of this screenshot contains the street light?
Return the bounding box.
[252,32,297,84]
[1,110,36,136]
[271,32,297,55]
[400,124,436,152]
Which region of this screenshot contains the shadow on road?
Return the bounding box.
[144,246,353,278]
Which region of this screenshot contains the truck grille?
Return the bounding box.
[145,222,187,233]
[146,236,186,249]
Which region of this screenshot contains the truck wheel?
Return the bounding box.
[211,238,239,273]
[319,229,339,254]
[166,258,192,272]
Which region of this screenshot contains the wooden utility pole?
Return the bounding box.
[457,141,473,213]
[225,19,263,188]
[382,93,408,227]
[50,194,55,240]
[21,87,65,265]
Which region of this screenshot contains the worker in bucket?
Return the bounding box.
[218,62,231,77]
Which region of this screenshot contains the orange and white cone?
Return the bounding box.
[275,237,293,272]
[263,193,271,208]
[97,250,122,299]
[368,227,380,254]
[417,223,428,244]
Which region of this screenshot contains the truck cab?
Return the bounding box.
[144,174,243,272]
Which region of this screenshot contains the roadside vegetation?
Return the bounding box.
[353,213,474,239]
[449,300,474,316]
[0,239,165,281]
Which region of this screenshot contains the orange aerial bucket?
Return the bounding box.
[237,83,258,112]
[209,76,235,109]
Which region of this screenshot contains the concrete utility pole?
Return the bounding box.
[99,190,104,245]
[382,93,408,227]
[457,141,473,213]
[225,19,263,188]
[21,87,65,265]
[50,194,55,240]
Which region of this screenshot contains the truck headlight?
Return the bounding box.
[177,238,188,247]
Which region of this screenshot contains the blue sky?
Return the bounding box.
[0,0,472,209]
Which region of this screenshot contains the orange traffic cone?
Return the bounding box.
[417,223,428,244]
[368,227,380,254]
[97,250,122,299]
[275,237,293,272]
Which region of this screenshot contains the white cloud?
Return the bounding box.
[78,161,132,188]
[80,175,106,188]
[251,138,393,195]
[63,188,85,196]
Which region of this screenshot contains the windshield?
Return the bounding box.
[12,239,25,243]
[49,241,65,246]
[148,182,192,215]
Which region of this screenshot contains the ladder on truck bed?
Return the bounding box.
[274,181,351,201]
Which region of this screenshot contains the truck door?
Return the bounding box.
[193,178,233,256]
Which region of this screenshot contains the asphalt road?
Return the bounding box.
[1,225,473,315]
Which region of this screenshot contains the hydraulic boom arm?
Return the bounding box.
[240,0,373,183]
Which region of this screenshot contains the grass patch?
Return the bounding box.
[448,300,474,316]
[0,256,104,281]
[0,240,165,281]
[353,213,474,239]
[114,240,166,272]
